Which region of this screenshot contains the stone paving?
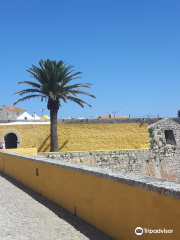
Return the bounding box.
[0,172,114,240]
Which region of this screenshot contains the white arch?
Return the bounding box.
[1,130,21,149]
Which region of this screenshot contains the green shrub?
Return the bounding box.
[148,128,155,138]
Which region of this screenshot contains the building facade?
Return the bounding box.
[0,105,25,120]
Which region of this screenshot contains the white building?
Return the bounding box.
[16,111,40,120]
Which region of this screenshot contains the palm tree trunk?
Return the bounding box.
[50,108,59,152]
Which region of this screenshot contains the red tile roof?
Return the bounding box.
[98,116,129,119]
[6,106,25,111]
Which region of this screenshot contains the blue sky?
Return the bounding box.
[0,0,180,118]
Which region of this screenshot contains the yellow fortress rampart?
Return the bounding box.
[0,151,179,240]
[1,148,37,156]
[0,123,149,152]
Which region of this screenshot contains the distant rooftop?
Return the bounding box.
[6,106,25,111]
[98,116,129,119]
[41,115,50,120]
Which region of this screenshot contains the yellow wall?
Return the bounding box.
[0,123,149,152]
[0,152,3,171]
[0,148,37,172]
[0,152,179,240]
[1,148,37,156]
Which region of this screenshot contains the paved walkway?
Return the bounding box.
[0,172,114,240]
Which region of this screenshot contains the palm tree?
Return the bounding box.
[178,110,180,117]
[14,59,96,152]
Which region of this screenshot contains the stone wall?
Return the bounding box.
[147,118,180,182]
[38,146,180,182]
[57,117,161,125]
[38,149,149,174]
[39,118,180,182]
[1,117,180,181]
[57,117,180,125]
[0,116,179,125]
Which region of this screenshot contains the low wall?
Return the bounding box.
[0,151,180,239]
[39,147,180,182]
[39,149,149,174]
[0,148,37,171]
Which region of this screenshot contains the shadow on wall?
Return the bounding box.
[38,135,50,152]
[59,140,69,151]
[38,137,69,152]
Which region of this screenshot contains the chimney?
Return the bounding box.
[109,114,112,118]
[33,112,36,118]
[2,104,6,112]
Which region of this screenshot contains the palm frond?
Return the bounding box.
[14,94,45,105]
[66,96,92,108]
[59,72,82,86]
[59,94,67,103]
[26,69,45,84]
[14,89,43,96]
[67,90,96,98]
[59,83,92,91]
[18,81,41,88]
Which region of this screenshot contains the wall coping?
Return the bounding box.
[0,117,179,125]
[38,149,150,155]
[3,151,180,199]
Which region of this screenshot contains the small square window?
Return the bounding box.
[164,130,176,145]
[24,117,27,120]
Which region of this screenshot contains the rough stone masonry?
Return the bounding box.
[39,118,180,182]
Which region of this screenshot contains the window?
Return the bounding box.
[24,117,27,120]
[164,130,176,145]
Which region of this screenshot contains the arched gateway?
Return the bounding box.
[1,130,20,149]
